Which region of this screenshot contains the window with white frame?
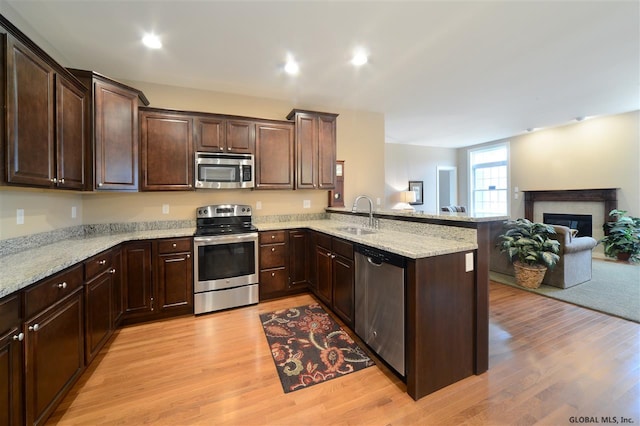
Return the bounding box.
[469,143,509,215]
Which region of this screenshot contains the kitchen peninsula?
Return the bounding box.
[1,208,505,415]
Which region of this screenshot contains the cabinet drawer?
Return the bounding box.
[332,238,353,260]
[259,231,286,244]
[0,293,21,336]
[260,267,288,294]
[24,264,83,318]
[157,238,192,254]
[84,249,113,280]
[260,244,287,269]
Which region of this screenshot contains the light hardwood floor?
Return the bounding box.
[47,282,639,425]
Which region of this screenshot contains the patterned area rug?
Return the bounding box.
[260,303,374,393]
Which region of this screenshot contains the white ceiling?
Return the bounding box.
[4,0,639,148]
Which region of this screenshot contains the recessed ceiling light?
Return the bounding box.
[284,57,299,75]
[142,33,162,49]
[351,50,368,67]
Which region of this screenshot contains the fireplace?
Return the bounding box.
[543,213,593,237]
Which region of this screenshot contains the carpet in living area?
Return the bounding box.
[260,303,374,393]
[490,259,640,323]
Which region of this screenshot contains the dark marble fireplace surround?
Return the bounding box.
[524,188,618,234]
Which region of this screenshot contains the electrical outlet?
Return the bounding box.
[303,200,311,209]
[71,206,77,219]
[256,201,262,210]
[376,198,381,205]
[17,209,24,225]
[162,204,170,214]
[465,252,474,272]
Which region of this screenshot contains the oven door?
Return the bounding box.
[193,232,258,293]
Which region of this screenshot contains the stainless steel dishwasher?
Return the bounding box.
[354,244,406,376]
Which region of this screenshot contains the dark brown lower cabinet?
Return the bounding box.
[84,269,113,364]
[259,230,309,300]
[122,241,154,323]
[111,249,124,327]
[0,294,23,426]
[154,238,193,316]
[313,232,354,328]
[25,288,84,426]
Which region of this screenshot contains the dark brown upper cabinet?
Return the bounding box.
[4,33,87,190]
[68,69,149,192]
[139,107,194,191]
[287,109,338,190]
[255,121,294,190]
[194,115,255,154]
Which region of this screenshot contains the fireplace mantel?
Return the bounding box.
[523,188,618,222]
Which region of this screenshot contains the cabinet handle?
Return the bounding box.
[57,282,67,289]
[271,247,276,252]
[271,272,275,277]
[29,324,40,332]
[13,333,24,342]
[98,259,107,265]
[110,268,116,274]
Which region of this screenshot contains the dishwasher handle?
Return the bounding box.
[367,256,384,266]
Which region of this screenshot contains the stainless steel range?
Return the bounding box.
[193,204,259,314]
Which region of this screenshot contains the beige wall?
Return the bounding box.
[457,110,640,218]
[0,82,385,239]
[384,144,457,212]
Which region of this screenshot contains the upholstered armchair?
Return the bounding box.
[542,225,598,288]
[489,222,598,289]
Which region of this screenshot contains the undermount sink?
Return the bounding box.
[335,226,377,235]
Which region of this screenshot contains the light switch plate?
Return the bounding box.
[71,206,77,219]
[465,252,474,272]
[256,201,262,210]
[303,200,311,209]
[162,204,170,214]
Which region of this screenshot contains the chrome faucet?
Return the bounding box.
[352,195,375,228]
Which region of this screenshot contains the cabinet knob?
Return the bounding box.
[57,282,67,289]
[172,243,177,248]
[98,182,103,187]
[29,324,40,332]
[186,254,191,259]
[271,235,275,239]
[271,272,275,277]
[99,259,107,265]
[271,247,276,252]
[13,333,24,342]
[50,177,57,183]
[327,252,331,256]
[331,254,336,259]
[110,268,116,274]
[60,178,65,184]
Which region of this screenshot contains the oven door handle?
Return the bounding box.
[194,232,258,246]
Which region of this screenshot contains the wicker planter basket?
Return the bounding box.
[513,261,547,289]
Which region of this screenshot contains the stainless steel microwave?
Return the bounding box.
[194,152,254,189]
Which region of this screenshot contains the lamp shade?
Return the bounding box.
[402,190,417,203]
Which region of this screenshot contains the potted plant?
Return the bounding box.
[497,218,561,288]
[599,209,640,263]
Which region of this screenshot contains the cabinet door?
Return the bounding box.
[94,80,138,191]
[122,242,153,318]
[140,111,193,190]
[25,289,84,426]
[0,295,23,426]
[156,251,193,314]
[295,114,318,189]
[111,249,124,327]
[317,115,336,189]
[332,255,354,327]
[289,230,308,288]
[6,35,55,187]
[226,120,255,153]
[255,122,294,189]
[315,245,333,306]
[56,74,87,190]
[84,271,113,365]
[259,268,288,298]
[194,116,225,152]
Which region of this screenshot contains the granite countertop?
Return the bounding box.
[1,219,477,298]
[326,207,508,223]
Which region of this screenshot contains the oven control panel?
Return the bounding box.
[197,204,252,218]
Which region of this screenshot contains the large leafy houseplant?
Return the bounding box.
[497,218,560,288]
[600,209,640,263]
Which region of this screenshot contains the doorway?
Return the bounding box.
[436,166,457,211]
